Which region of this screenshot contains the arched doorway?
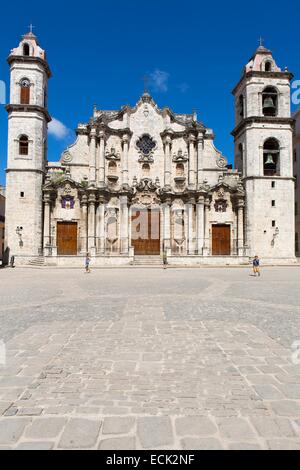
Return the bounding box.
[131,207,160,255]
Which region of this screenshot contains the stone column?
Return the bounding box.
[88,193,96,255]
[43,194,51,253]
[187,198,195,254]
[89,129,97,184]
[203,198,210,255]
[197,133,204,186]
[96,197,105,254]
[98,131,106,187]
[120,195,129,254]
[237,199,245,256]
[188,134,196,188]
[163,135,172,189]
[122,134,129,187]
[80,195,88,254]
[196,195,205,255]
[163,199,171,251]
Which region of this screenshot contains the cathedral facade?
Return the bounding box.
[4,32,296,266]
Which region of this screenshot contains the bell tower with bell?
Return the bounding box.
[232,42,295,260]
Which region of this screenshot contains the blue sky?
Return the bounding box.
[0,0,299,186]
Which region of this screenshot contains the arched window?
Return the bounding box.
[142,163,150,176]
[263,138,280,176]
[262,86,278,117]
[265,61,272,72]
[19,135,29,155]
[23,43,30,56]
[176,163,184,176]
[239,95,244,118]
[20,78,30,104]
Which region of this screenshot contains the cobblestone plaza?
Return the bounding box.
[0,266,300,450]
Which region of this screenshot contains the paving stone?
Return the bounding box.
[217,418,256,439]
[18,407,43,416]
[228,442,263,450]
[98,436,136,450]
[0,402,13,415]
[251,417,296,438]
[271,400,300,417]
[266,439,300,450]
[137,417,174,448]
[0,418,30,444]
[102,417,135,435]
[25,417,66,439]
[175,416,217,436]
[278,384,300,399]
[253,384,284,399]
[15,441,54,450]
[58,418,102,448]
[180,437,223,450]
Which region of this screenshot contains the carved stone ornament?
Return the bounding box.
[214,198,228,212]
[143,104,149,117]
[62,152,73,164]
[132,177,160,207]
[63,183,73,195]
[105,208,118,219]
[105,147,121,161]
[172,149,188,162]
[217,156,227,168]
[135,177,160,193]
[61,195,75,209]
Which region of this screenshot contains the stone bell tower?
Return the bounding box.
[232,44,295,261]
[5,29,51,261]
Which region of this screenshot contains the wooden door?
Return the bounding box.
[57,222,78,255]
[131,208,160,255]
[212,224,231,255]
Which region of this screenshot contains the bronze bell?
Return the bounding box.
[263,96,275,110]
[265,153,275,165]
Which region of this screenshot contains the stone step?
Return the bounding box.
[134,256,163,266]
[27,257,45,266]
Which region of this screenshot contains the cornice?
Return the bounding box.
[7,54,52,78]
[232,70,293,95]
[6,104,52,123]
[231,116,295,138]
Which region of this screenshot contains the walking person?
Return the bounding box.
[85,252,91,273]
[162,249,168,270]
[252,255,260,277]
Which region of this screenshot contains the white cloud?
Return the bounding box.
[48,117,70,140]
[150,69,169,92]
[177,82,189,93]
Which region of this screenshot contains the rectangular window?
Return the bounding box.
[271,181,275,188]
[272,220,276,227]
[271,200,275,207]
[20,192,24,198]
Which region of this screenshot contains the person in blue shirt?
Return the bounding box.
[253,255,260,277]
[85,252,91,273]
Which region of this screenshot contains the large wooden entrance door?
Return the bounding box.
[57,222,78,255]
[131,208,160,255]
[212,224,231,255]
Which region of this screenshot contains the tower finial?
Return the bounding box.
[143,75,149,94]
[28,23,35,34]
[258,36,264,47]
